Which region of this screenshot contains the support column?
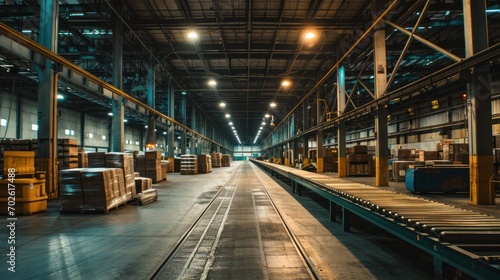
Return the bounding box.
[146,56,156,149]
[180,95,186,154]
[167,81,175,170]
[337,65,347,177]
[190,107,197,155]
[373,0,389,186]
[80,111,85,148]
[111,0,124,152]
[16,94,22,139]
[317,129,324,173]
[37,0,59,199]
[463,0,494,204]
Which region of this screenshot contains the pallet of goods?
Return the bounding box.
[106,152,137,199]
[197,154,212,173]
[221,154,231,167]
[210,152,222,167]
[60,168,130,213]
[180,154,198,175]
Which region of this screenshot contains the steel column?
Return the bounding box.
[37,0,59,199]
[111,0,124,152]
[463,0,494,205]
[146,56,156,149]
[373,0,389,187]
[337,65,347,177]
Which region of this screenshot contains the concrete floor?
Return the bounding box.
[1,160,474,279]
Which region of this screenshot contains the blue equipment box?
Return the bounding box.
[405,166,469,193]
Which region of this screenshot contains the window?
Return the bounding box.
[31,124,38,131]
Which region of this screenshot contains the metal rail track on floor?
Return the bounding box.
[251,159,500,280]
[149,162,318,280]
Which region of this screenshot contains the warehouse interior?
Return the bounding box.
[1,0,500,279]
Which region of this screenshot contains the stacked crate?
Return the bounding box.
[146,151,162,182]
[88,152,106,167]
[161,160,169,181]
[443,143,468,163]
[78,150,88,168]
[58,139,79,170]
[135,151,162,182]
[347,145,373,176]
[180,154,198,175]
[106,152,136,199]
[211,152,222,167]
[221,154,231,167]
[80,168,120,212]
[134,177,153,194]
[417,150,439,161]
[59,168,85,212]
[323,148,338,172]
[197,154,212,173]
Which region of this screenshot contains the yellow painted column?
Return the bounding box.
[316,157,324,173]
[338,156,347,177]
[470,155,495,205]
[464,1,494,205]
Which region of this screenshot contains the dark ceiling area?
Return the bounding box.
[0,0,500,146]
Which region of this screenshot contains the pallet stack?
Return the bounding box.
[221,154,231,167]
[323,148,338,172]
[135,151,163,183]
[346,145,374,176]
[59,167,131,213]
[57,139,79,170]
[197,154,212,174]
[106,152,137,199]
[78,150,88,168]
[211,152,222,168]
[134,177,153,194]
[88,152,106,168]
[180,154,198,175]
[161,160,168,181]
[59,168,85,211]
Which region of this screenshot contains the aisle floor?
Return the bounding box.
[0,161,440,279]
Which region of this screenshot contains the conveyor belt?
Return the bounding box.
[251,159,500,280]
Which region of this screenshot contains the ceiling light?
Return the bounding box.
[225,113,230,118]
[229,122,233,125]
[282,80,290,87]
[182,91,187,95]
[163,131,167,135]
[208,80,217,86]
[231,127,235,130]
[261,122,265,125]
[219,102,226,108]
[108,112,113,116]
[187,31,198,39]
[259,127,262,130]
[124,119,128,123]
[305,31,315,39]
[270,102,276,108]
[57,94,64,100]
[265,114,270,118]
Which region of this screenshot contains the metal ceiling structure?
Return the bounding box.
[0,0,500,146]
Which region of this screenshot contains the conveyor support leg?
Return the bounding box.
[342,208,351,232]
[329,201,337,222]
[433,255,443,279]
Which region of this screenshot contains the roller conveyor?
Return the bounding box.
[252,159,500,280]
